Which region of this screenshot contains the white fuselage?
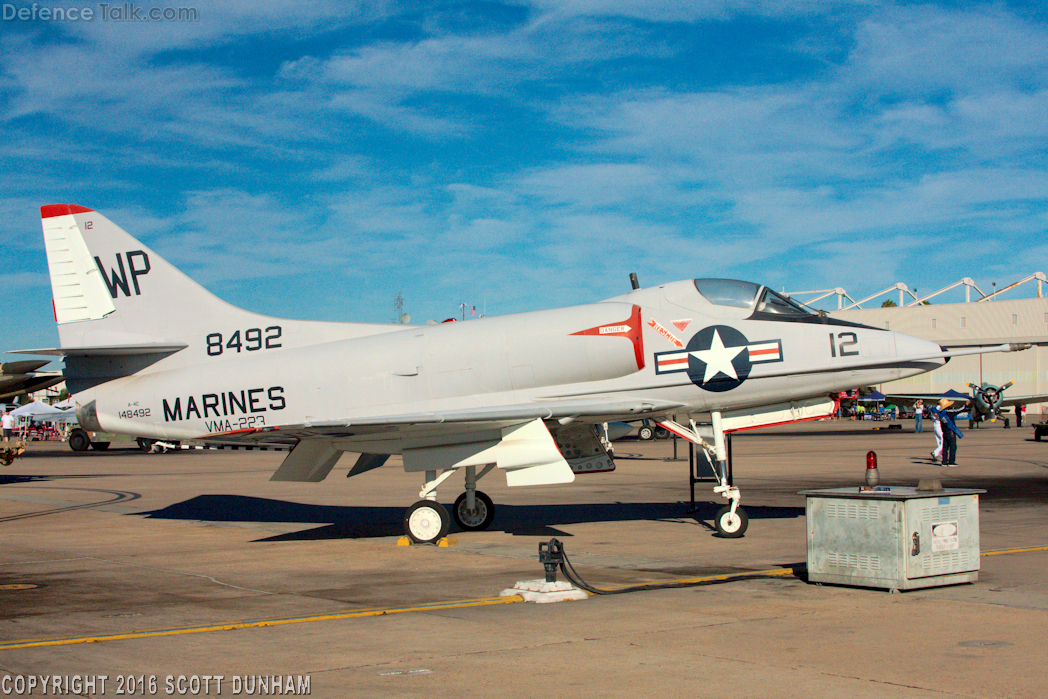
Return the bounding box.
[75,280,943,449]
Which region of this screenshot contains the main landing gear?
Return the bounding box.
[656,412,749,538]
[403,464,497,544]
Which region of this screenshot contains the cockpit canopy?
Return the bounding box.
[693,278,812,319]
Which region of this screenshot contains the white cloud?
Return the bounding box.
[5,1,1048,338]
[523,0,843,23]
[845,6,1048,95]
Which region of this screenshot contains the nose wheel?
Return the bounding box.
[453,490,495,531]
[404,500,451,544]
[714,505,748,538]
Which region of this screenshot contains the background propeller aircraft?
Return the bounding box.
[15,205,1031,541]
[0,360,63,402]
[887,382,1048,429]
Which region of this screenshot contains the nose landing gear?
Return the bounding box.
[656,412,749,538]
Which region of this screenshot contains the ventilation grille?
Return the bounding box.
[922,504,967,524]
[826,552,882,571]
[825,502,879,520]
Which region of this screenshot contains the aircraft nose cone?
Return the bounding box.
[893,332,945,364]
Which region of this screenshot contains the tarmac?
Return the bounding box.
[0,419,1045,698]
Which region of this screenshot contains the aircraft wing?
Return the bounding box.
[191,397,684,486]
[882,393,972,406]
[0,374,64,402]
[997,393,1048,408]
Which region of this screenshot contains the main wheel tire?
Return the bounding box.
[90,441,110,451]
[654,427,670,439]
[404,500,451,544]
[137,438,156,452]
[452,491,495,531]
[69,429,91,452]
[638,425,655,440]
[714,505,748,538]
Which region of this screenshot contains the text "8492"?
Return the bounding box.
[206,327,282,356]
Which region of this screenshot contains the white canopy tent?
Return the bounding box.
[11,400,77,423]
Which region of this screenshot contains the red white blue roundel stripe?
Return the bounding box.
[656,339,782,374]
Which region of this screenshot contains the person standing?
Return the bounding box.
[939,399,964,467]
[1,411,13,441]
[928,401,944,463]
[1016,404,1024,428]
[914,399,924,433]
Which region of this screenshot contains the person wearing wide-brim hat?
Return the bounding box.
[937,398,964,467]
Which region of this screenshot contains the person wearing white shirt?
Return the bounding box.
[928,404,944,464]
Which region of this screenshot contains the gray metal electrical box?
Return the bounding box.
[801,486,985,591]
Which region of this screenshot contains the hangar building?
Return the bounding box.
[830,296,1048,420]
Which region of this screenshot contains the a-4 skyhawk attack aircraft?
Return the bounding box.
[18,204,1031,542]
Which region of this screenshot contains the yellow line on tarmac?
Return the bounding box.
[981,545,1048,557]
[0,568,799,651]
[5,551,1041,652]
[0,596,523,651]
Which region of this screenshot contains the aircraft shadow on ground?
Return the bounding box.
[140,495,804,542]
[15,446,144,459]
[0,473,113,486]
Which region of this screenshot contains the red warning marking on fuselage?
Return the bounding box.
[671,318,692,332]
[647,319,684,348]
[571,305,646,370]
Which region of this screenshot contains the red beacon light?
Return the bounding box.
[865,450,880,487]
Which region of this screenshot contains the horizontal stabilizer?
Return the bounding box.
[11,344,187,357]
[12,344,187,395]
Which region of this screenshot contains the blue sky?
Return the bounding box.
[3,1,1048,364]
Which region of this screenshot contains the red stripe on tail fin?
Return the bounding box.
[41,204,94,219]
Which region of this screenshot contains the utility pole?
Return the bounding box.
[392,292,409,324]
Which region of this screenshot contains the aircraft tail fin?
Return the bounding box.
[37,204,402,392]
[41,204,280,351]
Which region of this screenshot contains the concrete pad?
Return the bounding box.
[0,422,1045,697]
